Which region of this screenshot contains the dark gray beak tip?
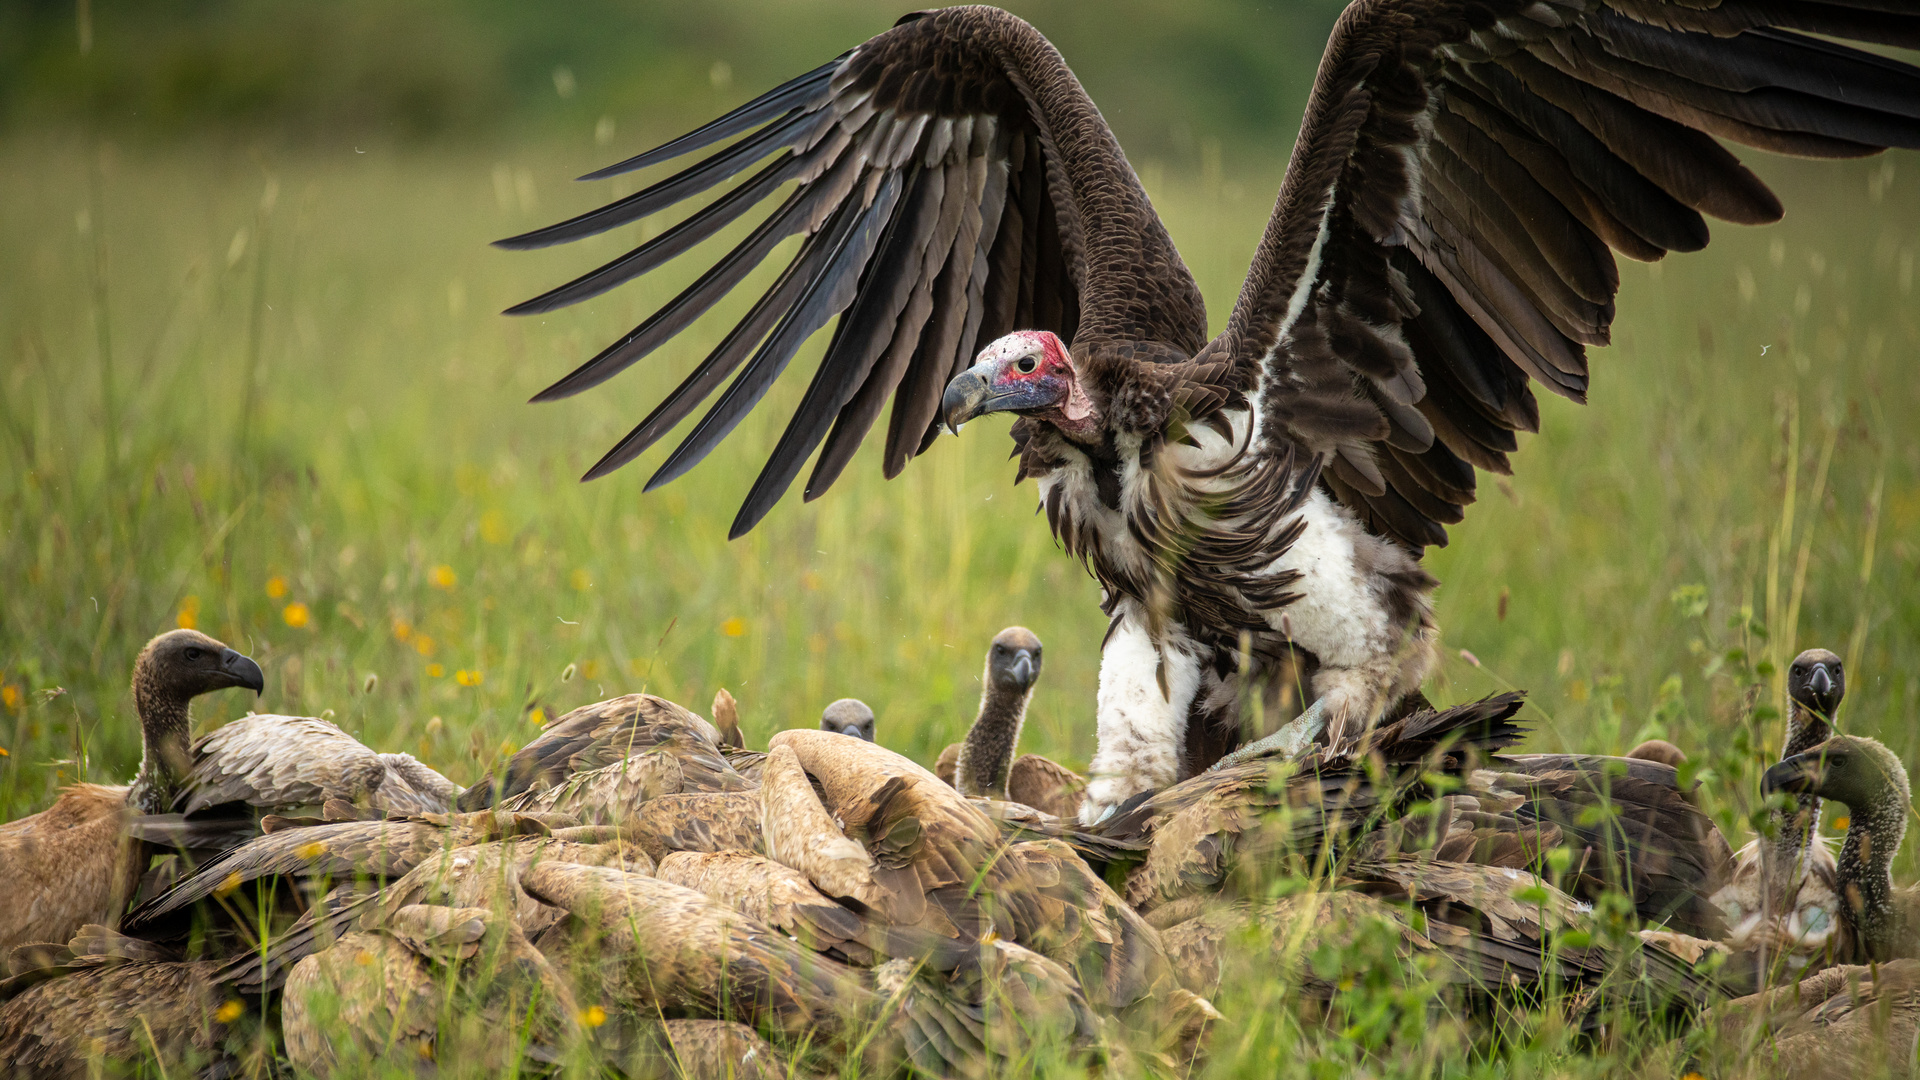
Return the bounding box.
[222,649,266,695]
[941,371,988,434]
[1762,758,1818,797]
[1809,665,1834,699]
[1010,652,1036,691]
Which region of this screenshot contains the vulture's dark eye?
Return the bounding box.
[1016,355,1038,374]
[184,647,202,662]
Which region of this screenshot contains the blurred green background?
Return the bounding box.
[2,0,1916,869]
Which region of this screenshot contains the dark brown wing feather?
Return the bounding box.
[1222,0,1920,550]
[502,8,1206,536]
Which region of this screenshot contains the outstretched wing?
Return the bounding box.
[502,8,1207,537]
[1220,0,1920,550]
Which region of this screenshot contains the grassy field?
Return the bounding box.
[1,125,1917,1075]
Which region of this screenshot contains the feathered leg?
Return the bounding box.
[1080,607,1204,824]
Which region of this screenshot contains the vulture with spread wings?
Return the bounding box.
[501,3,1920,822]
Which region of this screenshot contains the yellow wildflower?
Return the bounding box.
[176,595,200,630]
[265,575,289,599]
[529,707,546,726]
[0,747,9,757]
[1835,817,1851,831]
[578,1005,607,1028]
[426,663,445,679]
[414,634,436,657]
[430,564,457,589]
[392,617,413,642]
[455,669,483,687]
[213,1000,244,1024]
[721,617,747,638]
[479,509,510,545]
[1,684,21,711]
[282,602,312,629]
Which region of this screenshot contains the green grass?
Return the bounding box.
[1,130,1917,1076]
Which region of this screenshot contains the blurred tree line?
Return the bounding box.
[1,0,1346,165]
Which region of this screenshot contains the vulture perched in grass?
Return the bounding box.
[935,626,1089,818]
[1710,649,1846,972]
[501,2,1920,821]
[1765,734,1920,964]
[0,630,262,953]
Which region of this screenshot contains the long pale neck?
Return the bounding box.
[127,685,194,814]
[956,683,1031,799]
[1838,789,1908,962]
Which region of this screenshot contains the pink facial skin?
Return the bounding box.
[942,330,1099,441]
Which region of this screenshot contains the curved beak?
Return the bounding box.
[1008,650,1036,692]
[1809,664,1834,700]
[841,724,870,741]
[221,648,266,695]
[942,370,992,434]
[1762,754,1826,797]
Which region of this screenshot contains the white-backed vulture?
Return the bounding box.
[0,629,262,953]
[1707,650,1847,975]
[1764,734,1920,963]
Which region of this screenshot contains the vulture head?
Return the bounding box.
[136,629,266,705]
[1764,735,1908,813]
[941,331,1096,440]
[820,698,875,741]
[1788,648,1845,720]
[988,626,1042,695]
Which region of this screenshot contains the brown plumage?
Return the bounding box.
[767,729,1054,960]
[458,693,745,810]
[1001,839,1174,1010]
[871,941,1105,1077]
[282,904,578,1074]
[0,629,263,954]
[121,809,573,941]
[1102,693,1527,915]
[655,850,877,964]
[627,790,763,861]
[368,836,655,942]
[175,712,460,818]
[1765,734,1920,963]
[519,861,877,1038]
[1474,752,1734,940]
[1664,960,1920,1080]
[640,1020,795,1080]
[503,2,1920,820]
[0,954,236,1080]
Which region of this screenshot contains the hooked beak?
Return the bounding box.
[1809,664,1834,700]
[841,724,870,741]
[1762,754,1827,797]
[221,648,266,695]
[940,360,1065,434]
[941,369,993,433]
[1008,650,1036,692]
